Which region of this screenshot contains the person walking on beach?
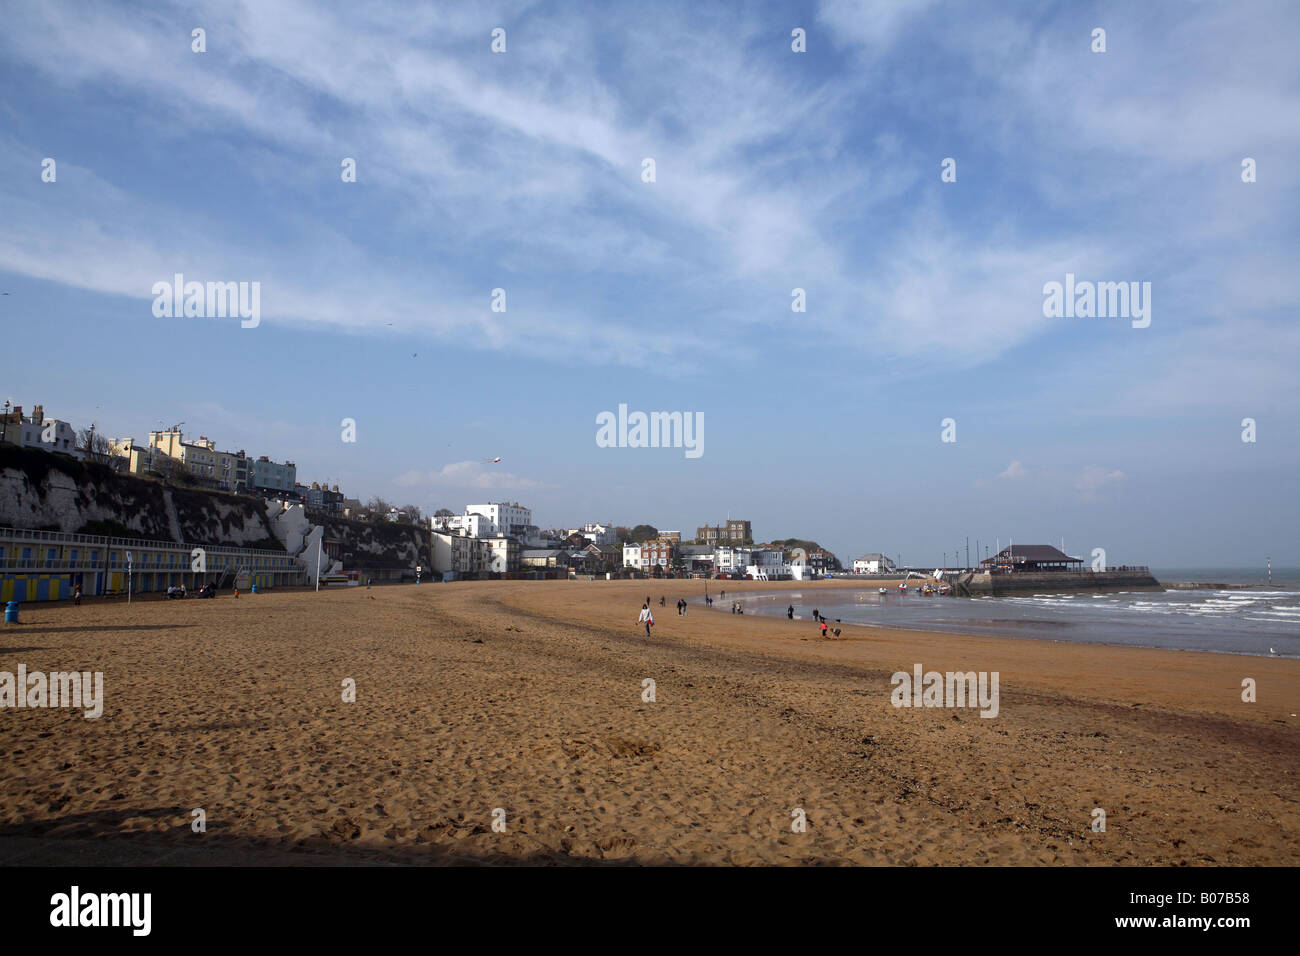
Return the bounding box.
[73,582,82,606]
[637,602,654,636]
[660,595,666,607]
[820,620,829,639]
[787,604,794,619]
[813,608,820,623]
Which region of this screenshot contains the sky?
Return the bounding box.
[1,0,1297,569]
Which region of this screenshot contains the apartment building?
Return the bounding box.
[481,534,521,574]
[642,539,677,570]
[299,482,344,516]
[574,522,616,547]
[430,530,486,579]
[713,545,754,575]
[148,429,249,493]
[0,405,81,458]
[466,502,533,538]
[251,456,297,495]
[430,512,493,538]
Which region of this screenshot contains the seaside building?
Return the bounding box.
[466,502,533,539]
[572,523,616,547]
[642,539,676,571]
[250,456,297,496]
[853,553,896,574]
[807,550,836,573]
[745,548,786,580]
[622,543,643,570]
[656,530,682,544]
[696,520,751,544]
[430,512,493,538]
[148,429,250,493]
[1,405,81,458]
[299,482,344,516]
[481,534,521,574]
[430,530,486,579]
[520,548,570,571]
[713,545,754,576]
[980,545,1082,572]
[678,544,714,575]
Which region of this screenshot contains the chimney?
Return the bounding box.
[31,405,43,424]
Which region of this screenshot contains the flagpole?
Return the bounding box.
[315,535,322,591]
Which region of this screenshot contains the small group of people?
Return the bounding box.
[676,599,688,615]
[730,602,744,614]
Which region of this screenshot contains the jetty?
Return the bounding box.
[946,545,1161,596]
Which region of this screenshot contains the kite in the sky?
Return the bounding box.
[480,457,502,464]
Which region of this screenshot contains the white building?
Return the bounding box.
[466,502,533,538]
[854,553,897,574]
[713,545,753,574]
[431,530,484,578]
[578,522,616,547]
[622,543,643,569]
[481,534,520,573]
[7,405,82,458]
[745,549,786,580]
[430,513,492,538]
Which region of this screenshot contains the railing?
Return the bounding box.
[0,525,289,556]
[981,565,1150,574]
[0,557,298,571]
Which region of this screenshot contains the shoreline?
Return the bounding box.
[699,581,1297,659]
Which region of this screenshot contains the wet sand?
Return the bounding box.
[1,578,1296,865]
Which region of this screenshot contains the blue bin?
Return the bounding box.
[250,584,259,594]
[4,601,19,624]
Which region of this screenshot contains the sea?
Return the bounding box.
[728,568,1300,658]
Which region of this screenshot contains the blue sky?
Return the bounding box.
[1,0,1297,568]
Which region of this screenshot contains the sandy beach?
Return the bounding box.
[1,578,1296,866]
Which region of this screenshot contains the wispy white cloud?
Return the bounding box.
[395,461,544,490]
[1076,465,1125,501]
